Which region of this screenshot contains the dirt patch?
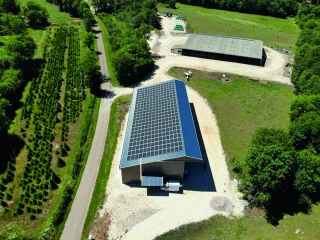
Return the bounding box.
[249,207,264,217]
[90,214,111,240]
[210,196,234,213]
[117,103,130,123]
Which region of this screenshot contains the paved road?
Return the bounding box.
[61,25,114,240]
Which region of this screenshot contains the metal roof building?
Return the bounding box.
[120,80,203,185]
[171,33,267,66]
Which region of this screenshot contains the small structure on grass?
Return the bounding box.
[163,12,172,17]
[173,22,184,31]
[176,14,184,20]
[120,80,203,186]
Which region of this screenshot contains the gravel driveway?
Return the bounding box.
[95,16,292,240]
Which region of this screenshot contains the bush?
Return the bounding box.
[1,200,8,207]
[5,192,13,201]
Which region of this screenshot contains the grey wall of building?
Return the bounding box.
[142,161,185,182]
[121,165,140,184]
[181,49,266,66]
[121,161,185,184]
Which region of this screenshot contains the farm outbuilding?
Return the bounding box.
[120,80,203,186]
[171,33,267,66]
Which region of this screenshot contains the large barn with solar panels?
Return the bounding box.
[120,80,203,186]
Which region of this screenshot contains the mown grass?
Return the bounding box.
[168,67,294,175]
[81,95,131,239]
[20,0,73,23]
[154,67,320,240]
[158,3,300,50]
[95,16,120,87]
[156,206,320,240]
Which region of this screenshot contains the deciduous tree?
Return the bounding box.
[5,34,37,68]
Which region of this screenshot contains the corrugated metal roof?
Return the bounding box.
[120,80,202,169]
[182,33,263,60]
[141,176,163,187]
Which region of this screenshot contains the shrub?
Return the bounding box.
[1,200,8,207]
[5,192,13,201]
[29,213,36,220]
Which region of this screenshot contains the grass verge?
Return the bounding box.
[81,95,131,239]
[158,3,300,50]
[94,16,120,87]
[168,67,294,176]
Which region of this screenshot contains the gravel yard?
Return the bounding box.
[94,15,292,240]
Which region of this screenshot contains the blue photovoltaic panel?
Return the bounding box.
[120,80,202,169]
[175,81,202,160]
[127,81,183,161]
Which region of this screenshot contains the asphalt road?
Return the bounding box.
[60,25,113,240]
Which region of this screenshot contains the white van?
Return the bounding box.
[160,180,182,192]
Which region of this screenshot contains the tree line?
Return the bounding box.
[97,0,158,86]
[237,2,320,224]
[172,0,298,18]
[0,0,49,139]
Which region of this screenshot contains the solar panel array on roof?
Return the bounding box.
[127,81,183,161]
[120,80,202,169]
[183,33,263,59]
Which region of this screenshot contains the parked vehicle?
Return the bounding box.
[160,180,182,192]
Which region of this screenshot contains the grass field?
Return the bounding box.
[20,0,73,23]
[158,3,300,50]
[153,67,320,240]
[81,95,131,239]
[156,205,320,240]
[168,67,294,176]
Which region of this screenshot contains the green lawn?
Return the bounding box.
[81,95,131,239]
[158,3,300,50]
[20,0,73,23]
[156,205,320,240]
[154,67,320,240]
[168,67,294,176]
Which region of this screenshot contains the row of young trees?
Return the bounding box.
[0,27,68,220]
[238,2,320,224]
[46,0,157,86]
[173,0,299,18]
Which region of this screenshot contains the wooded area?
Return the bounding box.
[237,2,320,225]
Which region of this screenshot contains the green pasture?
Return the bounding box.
[20,0,73,23]
[168,67,294,175]
[156,205,320,240]
[158,3,300,50]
